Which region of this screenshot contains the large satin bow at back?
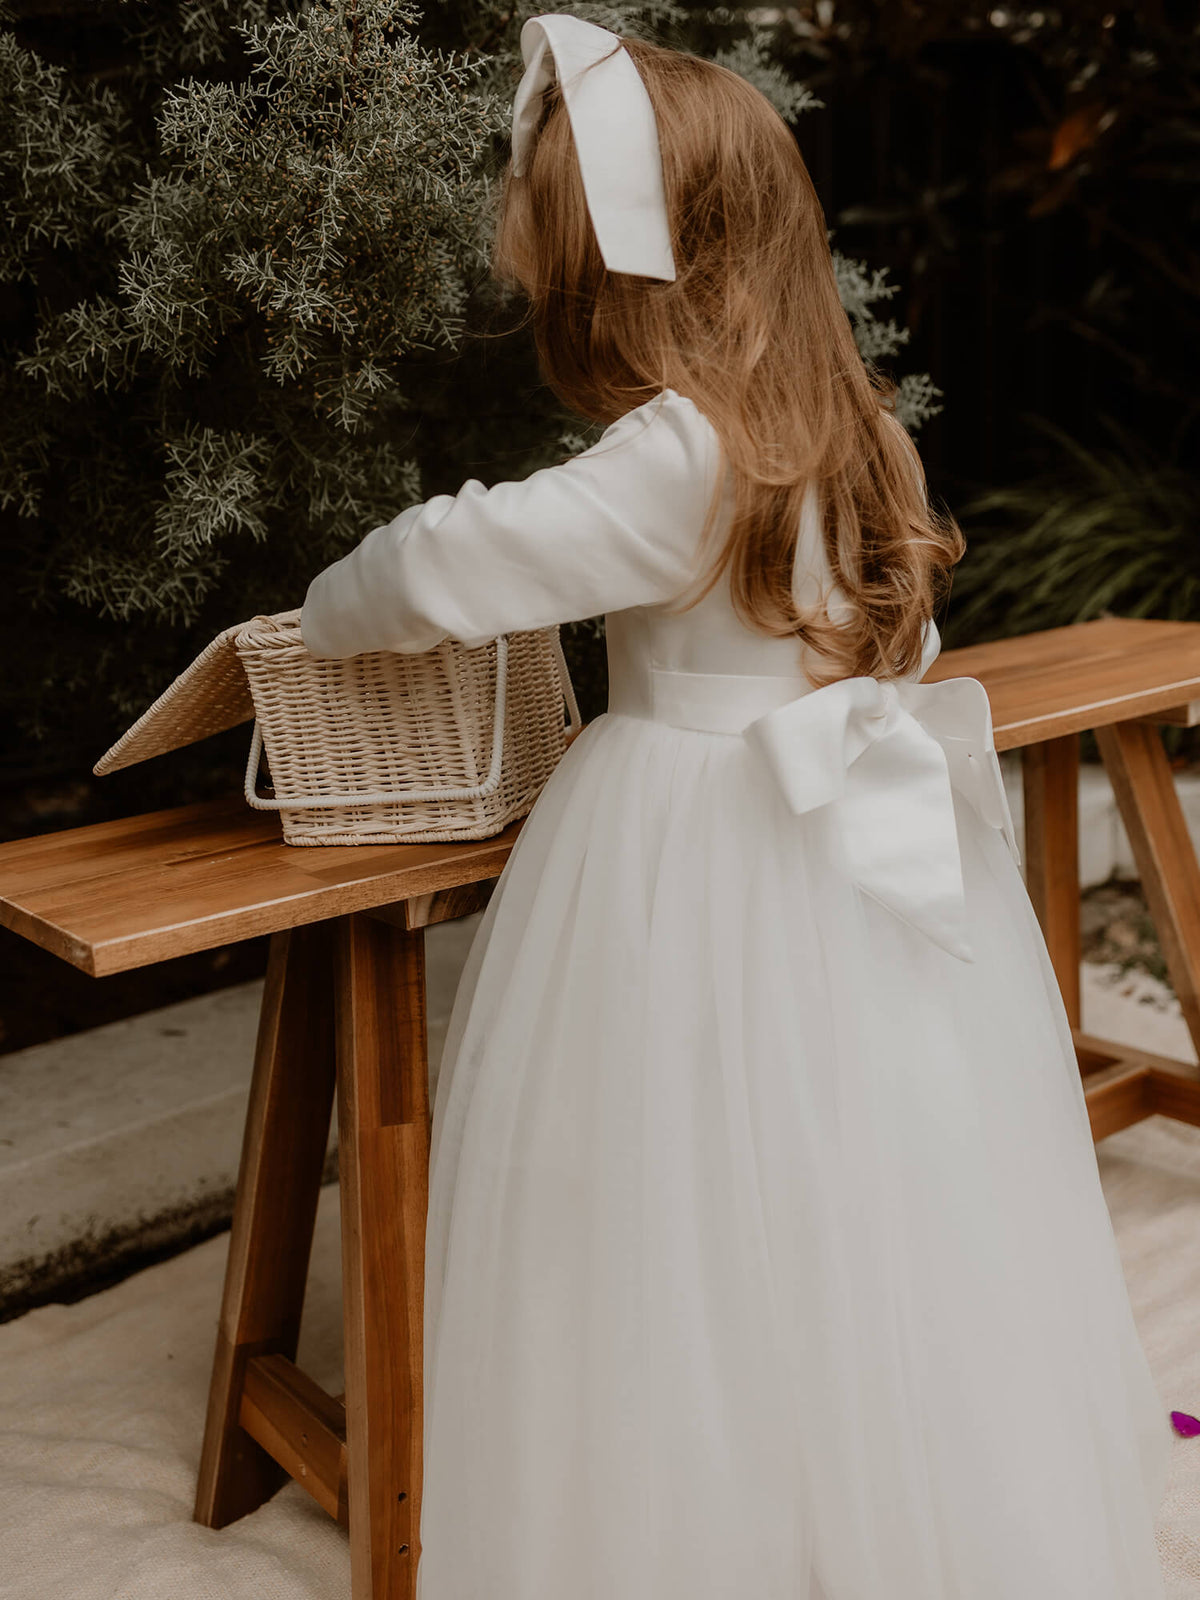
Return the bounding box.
[742,636,1019,963]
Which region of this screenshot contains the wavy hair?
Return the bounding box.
[492,35,964,683]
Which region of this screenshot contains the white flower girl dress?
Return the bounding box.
[300,387,1170,1600]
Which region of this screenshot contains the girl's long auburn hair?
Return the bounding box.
[492,36,964,684]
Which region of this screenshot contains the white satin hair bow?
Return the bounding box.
[511,14,677,281]
[744,669,1019,964]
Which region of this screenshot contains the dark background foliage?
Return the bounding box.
[778,2,1199,485]
[0,0,901,827]
[768,2,1200,643]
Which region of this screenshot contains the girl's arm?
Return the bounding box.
[299,389,720,659]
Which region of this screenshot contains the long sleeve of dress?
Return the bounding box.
[299,388,722,659]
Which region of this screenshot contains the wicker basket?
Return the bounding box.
[94,609,582,846]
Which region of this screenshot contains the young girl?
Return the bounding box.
[300,16,1170,1598]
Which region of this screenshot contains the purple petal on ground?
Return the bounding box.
[1170,1410,1200,1437]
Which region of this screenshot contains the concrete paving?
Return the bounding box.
[0,914,481,1317]
[1082,961,1195,1064]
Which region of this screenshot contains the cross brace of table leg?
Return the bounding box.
[1077,1029,1200,1141]
[239,1352,348,1525]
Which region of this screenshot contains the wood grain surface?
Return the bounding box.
[336,915,430,1600]
[1021,735,1082,1025]
[1098,719,1200,1060]
[238,1354,348,1526]
[928,616,1200,749]
[194,924,337,1530]
[0,794,521,974]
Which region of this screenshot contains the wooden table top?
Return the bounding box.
[927,616,1200,750]
[4,616,1200,976]
[0,795,522,975]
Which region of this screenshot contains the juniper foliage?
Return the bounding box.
[0,0,937,770]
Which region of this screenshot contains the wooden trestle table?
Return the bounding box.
[1,613,1199,1600]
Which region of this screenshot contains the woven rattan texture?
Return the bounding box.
[92,624,255,777]
[238,613,568,845]
[94,609,573,846]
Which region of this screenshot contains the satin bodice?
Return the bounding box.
[604,467,856,732]
[604,595,822,734]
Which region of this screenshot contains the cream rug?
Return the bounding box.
[1,1091,1199,1596]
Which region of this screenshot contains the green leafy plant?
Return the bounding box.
[0,0,937,783]
[946,421,1200,646]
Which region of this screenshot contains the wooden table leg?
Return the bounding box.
[195,921,337,1527]
[1097,720,1200,1059]
[335,913,431,1600]
[1021,733,1082,1026]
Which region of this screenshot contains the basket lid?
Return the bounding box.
[93,616,268,777]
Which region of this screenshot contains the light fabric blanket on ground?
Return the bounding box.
[0,1113,1199,1599]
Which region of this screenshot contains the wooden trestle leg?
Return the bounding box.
[195,921,337,1528]
[1021,733,1082,1027]
[1098,720,1200,1061]
[336,913,431,1600]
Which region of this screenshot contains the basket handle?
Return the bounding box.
[245,630,583,812]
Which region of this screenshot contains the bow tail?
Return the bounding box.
[840,724,975,962]
[940,739,1021,869]
[984,746,1021,865]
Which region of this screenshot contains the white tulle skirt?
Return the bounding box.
[415,708,1170,1600]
